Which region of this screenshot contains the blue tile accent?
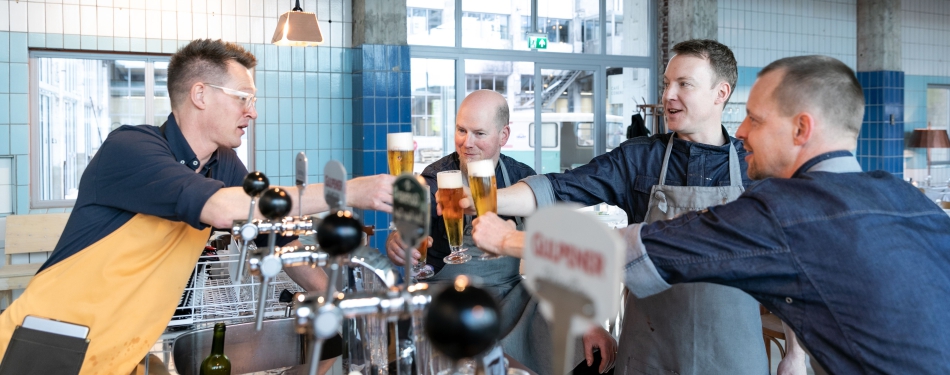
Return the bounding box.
[9,94,27,124]
[264,45,278,70]
[97,36,113,51]
[374,126,387,152]
[332,98,343,123]
[305,47,318,71]
[318,72,331,98]
[255,123,267,152]
[399,72,410,97]
[278,45,291,71]
[162,39,178,53]
[305,72,318,98]
[319,47,330,73]
[264,124,280,150]
[292,47,304,71]
[0,32,9,62]
[344,99,353,123]
[28,33,45,48]
[343,49,353,73]
[279,98,293,125]
[319,123,331,149]
[278,72,292,97]
[10,33,27,63]
[146,38,161,53]
[264,71,279,98]
[113,37,128,51]
[9,64,27,94]
[129,37,145,52]
[0,64,8,93]
[279,124,293,151]
[362,71,374,97]
[0,124,9,154]
[330,73,342,97]
[331,47,343,73]
[306,98,319,123]
[331,123,343,145]
[363,125,375,150]
[319,98,332,123]
[374,98,387,124]
[10,125,28,155]
[306,122,319,146]
[293,97,306,124]
[291,72,305,98]
[293,123,306,149]
[399,98,411,123]
[0,94,8,124]
[265,150,280,176]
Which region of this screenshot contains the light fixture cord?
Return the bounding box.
[293,0,303,11]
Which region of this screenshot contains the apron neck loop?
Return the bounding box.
[658,133,742,187]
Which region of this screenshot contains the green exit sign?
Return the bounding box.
[528,33,548,49]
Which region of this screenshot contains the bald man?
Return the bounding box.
[388,90,616,374]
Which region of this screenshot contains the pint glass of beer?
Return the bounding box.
[437,170,471,264]
[387,132,414,176]
[467,159,502,260]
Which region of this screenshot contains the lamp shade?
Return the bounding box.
[909,129,950,149]
[271,7,323,47]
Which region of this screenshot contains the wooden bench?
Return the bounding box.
[0,213,70,307]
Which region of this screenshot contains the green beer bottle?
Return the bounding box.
[200,323,231,375]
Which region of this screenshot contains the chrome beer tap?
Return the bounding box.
[235,171,269,281]
[250,186,293,331]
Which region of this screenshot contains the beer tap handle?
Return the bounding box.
[254,187,292,331]
[237,172,269,280]
[296,152,308,219]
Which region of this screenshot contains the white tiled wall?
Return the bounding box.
[718,0,857,69]
[0,0,354,47]
[902,0,950,77]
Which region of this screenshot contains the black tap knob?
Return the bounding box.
[425,278,501,360]
[243,171,270,197]
[259,187,292,220]
[316,211,363,257]
[279,289,295,303]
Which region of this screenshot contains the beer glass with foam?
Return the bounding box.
[437,170,471,264]
[467,160,502,260]
[387,132,414,176]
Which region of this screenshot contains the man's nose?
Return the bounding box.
[246,104,258,119]
[735,117,750,139]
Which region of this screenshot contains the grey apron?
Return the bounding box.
[618,135,767,375]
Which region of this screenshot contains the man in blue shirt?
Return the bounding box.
[0,39,394,375]
[473,55,950,374]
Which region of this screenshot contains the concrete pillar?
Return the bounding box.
[352,0,407,46]
[658,0,717,101]
[350,0,410,248]
[855,0,903,177]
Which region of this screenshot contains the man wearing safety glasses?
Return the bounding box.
[0,39,393,375]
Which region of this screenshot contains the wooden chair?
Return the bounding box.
[761,305,787,368]
[0,213,71,307]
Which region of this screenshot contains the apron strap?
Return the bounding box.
[657,134,676,186]
[727,141,742,187]
[498,158,525,231]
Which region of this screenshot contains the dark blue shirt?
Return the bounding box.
[41,114,290,272]
[630,154,950,374]
[544,129,752,222]
[421,152,536,272]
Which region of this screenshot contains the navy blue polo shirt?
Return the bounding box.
[40,113,291,272]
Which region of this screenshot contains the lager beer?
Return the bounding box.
[437,170,470,264]
[387,132,414,176]
[413,239,434,279]
[467,160,497,216]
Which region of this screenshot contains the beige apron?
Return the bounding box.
[618,135,767,374]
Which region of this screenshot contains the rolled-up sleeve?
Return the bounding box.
[619,223,672,298]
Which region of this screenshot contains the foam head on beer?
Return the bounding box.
[467,159,494,177]
[387,132,414,151]
[438,170,464,189]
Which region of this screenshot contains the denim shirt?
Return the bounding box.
[523,129,753,222]
[622,152,950,374]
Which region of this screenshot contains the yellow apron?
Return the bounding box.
[0,213,209,374]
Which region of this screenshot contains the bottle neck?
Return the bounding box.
[211,327,226,355]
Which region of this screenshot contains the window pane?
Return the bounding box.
[606,67,651,150]
[411,58,456,171]
[928,87,950,163]
[461,0,529,50]
[535,0,600,54]
[408,1,455,47]
[606,0,649,56]
[153,61,170,126]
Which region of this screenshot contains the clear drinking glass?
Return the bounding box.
[413,239,435,279]
[437,171,471,264]
[388,132,416,231]
[466,160,502,260]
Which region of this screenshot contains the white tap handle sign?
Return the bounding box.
[523,205,624,374]
[324,160,347,212]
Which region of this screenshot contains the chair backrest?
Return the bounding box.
[4,213,71,264]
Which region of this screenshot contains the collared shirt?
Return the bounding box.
[41,113,289,272]
[622,152,950,374]
[420,152,536,273]
[524,128,753,222]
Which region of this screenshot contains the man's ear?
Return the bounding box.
[792,112,815,146]
[499,124,511,147]
[191,83,207,110]
[714,81,732,106]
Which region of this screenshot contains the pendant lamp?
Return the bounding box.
[271,0,324,47]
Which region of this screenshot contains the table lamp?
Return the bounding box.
[909,126,950,180]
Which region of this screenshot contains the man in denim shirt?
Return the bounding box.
[475,55,950,374]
